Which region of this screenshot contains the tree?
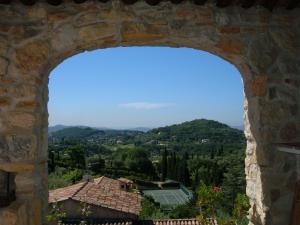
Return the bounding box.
[48,150,56,173]
[232,193,250,225]
[169,204,198,219]
[88,155,105,174]
[221,156,245,212]
[124,148,155,176]
[139,197,167,220]
[197,182,222,223]
[66,145,86,170]
[161,149,168,181]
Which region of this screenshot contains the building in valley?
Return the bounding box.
[49,176,142,222]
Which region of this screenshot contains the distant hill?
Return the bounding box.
[48,125,70,133]
[231,125,244,131]
[50,127,105,139]
[145,119,245,146]
[49,119,245,152]
[49,126,144,140]
[129,127,151,132]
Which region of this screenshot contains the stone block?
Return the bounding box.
[6,135,37,162]
[248,35,278,72]
[280,122,298,141]
[0,57,8,75]
[8,113,36,129]
[78,23,117,43]
[121,22,167,42]
[0,201,28,225]
[216,38,245,55]
[15,41,49,74]
[252,76,267,97]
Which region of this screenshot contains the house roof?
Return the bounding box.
[61,219,201,225]
[49,176,142,215]
[118,177,134,184]
[0,0,299,10]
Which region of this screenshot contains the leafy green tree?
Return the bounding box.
[139,197,167,220]
[124,148,155,176]
[221,156,245,212]
[88,155,105,174]
[169,203,198,219]
[48,150,56,173]
[66,145,86,170]
[197,182,221,221]
[232,193,249,225]
[161,149,168,181]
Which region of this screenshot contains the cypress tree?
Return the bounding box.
[161,149,168,181]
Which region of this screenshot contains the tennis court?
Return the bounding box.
[143,187,193,209]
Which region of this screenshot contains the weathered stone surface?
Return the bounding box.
[0,38,8,56]
[0,135,9,163]
[0,201,27,225]
[280,122,298,141]
[122,22,167,42]
[79,23,117,43]
[6,135,37,162]
[0,162,34,172]
[218,26,241,34]
[252,76,267,97]
[16,100,39,111]
[0,97,11,107]
[0,3,299,225]
[15,41,49,74]
[51,24,77,53]
[0,57,8,75]
[248,35,278,72]
[8,113,36,129]
[216,38,245,55]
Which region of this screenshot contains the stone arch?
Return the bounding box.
[0,2,299,225]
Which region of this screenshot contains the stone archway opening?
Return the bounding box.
[0,1,299,225]
[47,46,246,223]
[48,47,245,225]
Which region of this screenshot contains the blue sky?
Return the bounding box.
[48,47,244,129]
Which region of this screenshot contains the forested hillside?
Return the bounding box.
[48,119,247,221]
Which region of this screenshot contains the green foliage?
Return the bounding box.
[47,118,247,221]
[197,182,221,219]
[232,194,250,224]
[46,202,66,223]
[112,147,156,177]
[77,201,92,220]
[87,155,105,174]
[139,197,168,220]
[169,203,198,219]
[148,119,245,147]
[50,127,104,139]
[221,155,246,212]
[161,149,168,181]
[160,151,191,186]
[65,145,86,170]
[196,183,249,225]
[49,167,83,189]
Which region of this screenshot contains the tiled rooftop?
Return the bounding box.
[61,218,201,225]
[49,176,142,215]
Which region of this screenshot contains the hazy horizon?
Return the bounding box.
[49,47,244,128]
[48,118,244,130]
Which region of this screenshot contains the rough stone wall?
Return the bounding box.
[0,1,299,225]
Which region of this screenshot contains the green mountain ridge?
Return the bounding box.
[147,119,245,144]
[49,119,245,152]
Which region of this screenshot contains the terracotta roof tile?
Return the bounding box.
[49,181,87,203]
[61,219,201,225]
[49,176,142,215]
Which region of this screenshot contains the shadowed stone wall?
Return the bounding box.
[0,1,299,225]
